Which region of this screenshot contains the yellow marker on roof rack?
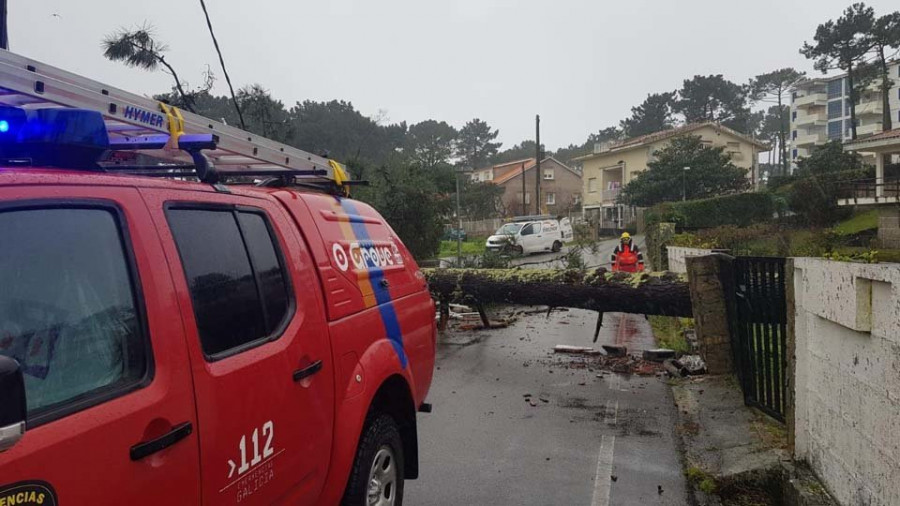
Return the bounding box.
[329,159,351,197]
[158,103,186,149]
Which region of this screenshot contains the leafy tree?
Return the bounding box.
[103,24,204,112]
[801,3,876,139]
[619,135,749,207]
[405,120,457,170]
[359,161,451,260]
[749,68,805,174]
[788,141,871,225]
[674,75,753,133]
[492,140,540,165]
[236,85,293,143]
[457,179,506,220]
[554,127,622,164]
[288,100,407,179]
[869,11,900,131]
[620,92,675,137]
[758,105,791,176]
[455,118,501,170]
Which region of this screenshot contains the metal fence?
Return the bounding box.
[730,256,788,422]
[836,177,900,202]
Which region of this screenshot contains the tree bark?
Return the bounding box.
[423,268,692,317]
[847,61,858,140]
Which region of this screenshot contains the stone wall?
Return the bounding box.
[667,246,728,274]
[645,222,675,271]
[878,207,900,249]
[686,254,735,375]
[790,258,900,506]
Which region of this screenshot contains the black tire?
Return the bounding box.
[551,241,562,253]
[342,414,405,506]
[514,245,524,255]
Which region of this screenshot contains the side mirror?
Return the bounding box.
[0,355,26,452]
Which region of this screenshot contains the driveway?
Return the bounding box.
[405,308,688,505]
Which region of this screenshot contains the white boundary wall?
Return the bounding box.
[667,246,719,273]
[792,258,900,506]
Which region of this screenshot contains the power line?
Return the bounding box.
[1,0,8,49]
[198,0,245,131]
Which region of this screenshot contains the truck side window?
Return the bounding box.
[521,224,534,236]
[167,207,292,359]
[0,207,147,424]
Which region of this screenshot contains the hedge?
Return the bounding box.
[645,192,775,229]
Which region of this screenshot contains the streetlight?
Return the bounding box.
[682,166,691,201]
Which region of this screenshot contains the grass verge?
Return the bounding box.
[648,315,693,353]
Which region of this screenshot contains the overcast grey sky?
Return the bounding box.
[9,0,899,150]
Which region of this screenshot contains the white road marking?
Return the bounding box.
[590,435,616,506]
[604,400,619,426]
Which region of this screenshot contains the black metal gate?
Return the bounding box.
[731,256,787,422]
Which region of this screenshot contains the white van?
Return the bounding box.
[485,216,573,255]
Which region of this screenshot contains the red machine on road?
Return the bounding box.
[610,232,645,272]
[0,50,434,506]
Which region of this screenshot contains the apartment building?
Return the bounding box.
[790,62,900,164]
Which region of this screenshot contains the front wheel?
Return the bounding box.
[342,414,405,506]
[551,241,562,253]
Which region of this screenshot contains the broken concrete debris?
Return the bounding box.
[642,348,676,362]
[601,344,627,357]
[676,355,707,375]
[553,345,604,356]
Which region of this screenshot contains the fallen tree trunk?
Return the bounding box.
[424,268,692,319]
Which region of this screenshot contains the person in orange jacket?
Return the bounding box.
[611,232,645,272]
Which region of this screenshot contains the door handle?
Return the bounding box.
[130,422,192,461]
[293,360,323,382]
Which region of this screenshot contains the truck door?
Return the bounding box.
[0,186,200,505]
[141,190,334,506]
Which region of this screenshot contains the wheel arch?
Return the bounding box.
[368,374,419,480]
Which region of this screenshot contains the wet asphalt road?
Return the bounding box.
[405,309,689,506]
[441,235,647,271]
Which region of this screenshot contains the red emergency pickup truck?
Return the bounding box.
[0,108,435,505]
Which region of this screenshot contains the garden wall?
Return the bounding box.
[790,258,900,506]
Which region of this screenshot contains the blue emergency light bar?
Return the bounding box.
[0,106,110,169]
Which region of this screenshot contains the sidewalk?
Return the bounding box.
[671,375,836,505]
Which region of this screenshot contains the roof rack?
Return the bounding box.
[0,49,360,193]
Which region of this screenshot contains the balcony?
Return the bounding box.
[795,132,825,147]
[601,187,620,204]
[856,123,883,137]
[794,112,826,127]
[837,178,900,206]
[856,102,884,117]
[794,93,827,108]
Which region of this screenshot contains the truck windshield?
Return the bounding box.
[496,223,522,236]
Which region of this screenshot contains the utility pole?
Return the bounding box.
[520,161,527,216]
[1,0,9,50]
[535,114,541,215]
[455,171,462,267]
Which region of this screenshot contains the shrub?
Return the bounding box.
[646,192,775,229]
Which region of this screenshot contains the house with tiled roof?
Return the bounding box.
[471,157,582,216]
[573,122,767,230]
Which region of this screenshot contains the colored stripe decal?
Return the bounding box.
[334,197,408,368]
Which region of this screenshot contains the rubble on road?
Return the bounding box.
[643,348,676,362]
[676,355,707,375]
[542,351,664,376]
[602,344,627,357]
[553,345,604,356]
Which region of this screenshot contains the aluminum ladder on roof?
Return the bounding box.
[0,48,344,183]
